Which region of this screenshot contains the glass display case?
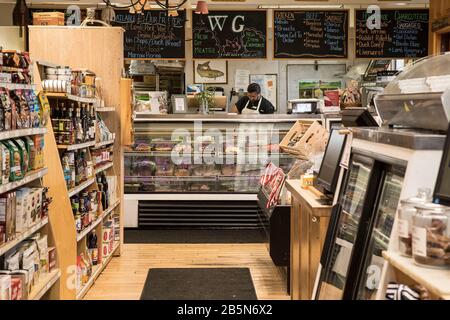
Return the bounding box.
[124,114,319,194]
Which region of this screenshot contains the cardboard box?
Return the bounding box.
[32,12,65,26]
[0,192,16,242]
[15,188,30,233]
[48,247,56,272]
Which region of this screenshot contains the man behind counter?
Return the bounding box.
[231,83,275,114]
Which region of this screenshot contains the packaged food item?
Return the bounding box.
[4,140,22,181]
[4,250,20,270]
[8,90,21,130]
[24,90,40,128]
[0,275,11,300]
[10,278,22,300]
[32,135,45,169]
[22,137,35,171]
[0,88,13,131]
[13,138,29,174]
[15,188,30,232]
[0,192,16,242]
[0,88,7,132]
[48,247,56,272]
[35,234,48,273]
[0,143,9,184]
[412,203,450,268]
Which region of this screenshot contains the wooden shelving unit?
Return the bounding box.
[29,269,61,300]
[29,26,125,300]
[383,251,450,300]
[57,141,96,151]
[93,139,115,149]
[76,244,119,300]
[67,177,96,198]
[0,128,47,141]
[0,217,49,256]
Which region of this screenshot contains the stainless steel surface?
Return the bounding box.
[374,91,450,132]
[352,127,446,150]
[133,113,324,123]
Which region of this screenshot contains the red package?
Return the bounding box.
[10,278,22,300]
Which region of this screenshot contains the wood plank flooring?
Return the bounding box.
[84,243,290,300]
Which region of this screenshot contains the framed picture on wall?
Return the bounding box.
[171,94,188,113]
[249,74,277,110]
[194,60,228,84]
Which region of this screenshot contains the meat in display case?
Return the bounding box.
[124,115,308,194]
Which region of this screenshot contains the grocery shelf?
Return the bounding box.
[68,177,96,197]
[0,83,36,90]
[0,217,49,256]
[93,139,115,149]
[57,140,96,151]
[0,127,47,141]
[0,66,28,73]
[0,168,48,195]
[94,162,113,174]
[76,243,119,300]
[383,251,450,300]
[96,107,115,112]
[76,200,120,242]
[29,269,61,300]
[46,92,98,104]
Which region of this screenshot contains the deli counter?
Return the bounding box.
[123,114,337,228]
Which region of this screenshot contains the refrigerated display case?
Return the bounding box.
[124,114,323,228]
[314,128,445,300]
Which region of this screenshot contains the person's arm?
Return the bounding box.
[231,97,246,114]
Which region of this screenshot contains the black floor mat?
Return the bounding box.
[125,229,266,244]
[140,268,258,300]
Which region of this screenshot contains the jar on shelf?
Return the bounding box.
[86,160,93,178]
[412,203,450,268]
[398,197,429,256]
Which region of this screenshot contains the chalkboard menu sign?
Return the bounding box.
[273,10,348,59]
[192,11,267,59]
[112,10,186,59]
[355,9,429,59]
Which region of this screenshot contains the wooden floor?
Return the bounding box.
[84,243,290,300]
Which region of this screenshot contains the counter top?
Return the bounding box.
[285,180,332,213]
[133,113,324,123]
[351,127,446,151]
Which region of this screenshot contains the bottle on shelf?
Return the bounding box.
[75,105,83,144]
[87,232,98,266]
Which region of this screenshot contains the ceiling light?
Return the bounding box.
[195,0,208,14]
[258,4,344,9]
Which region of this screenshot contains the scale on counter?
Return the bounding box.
[287,98,322,114]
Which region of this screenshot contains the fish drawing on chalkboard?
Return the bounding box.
[196,61,224,79]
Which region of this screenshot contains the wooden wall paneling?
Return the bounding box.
[429,0,450,54]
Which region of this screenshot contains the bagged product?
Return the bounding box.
[15,188,30,233]
[8,90,20,130]
[13,139,29,174]
[10,278,22,300]
[32,135,44,170]
[29,188,42,224]
[4,250,20,270]
[0,88,7,132]
[0,88,11,131]
[0,143,10,184]
[0,275,11,300]
[22,137,35,171]
[24,90,40,128]
[4,140,22,181]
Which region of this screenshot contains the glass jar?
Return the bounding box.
[398,197,428,256]
[412,203,450,268]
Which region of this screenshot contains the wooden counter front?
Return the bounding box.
[285,180,332,300]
